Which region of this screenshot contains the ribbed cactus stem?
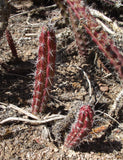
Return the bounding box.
[5,29,18,59]
[53,0,123,78]
[32,27,56,114]
[64,105,94,148]
[68,6,91,57]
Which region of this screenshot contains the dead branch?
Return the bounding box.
[0,114,66,125]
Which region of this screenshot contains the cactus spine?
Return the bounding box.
[64,105,94,148]
[53,0,123,79]
[32,27,56,114]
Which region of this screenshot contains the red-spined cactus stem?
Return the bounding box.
[31,27,56,114]
[64,105,94,148]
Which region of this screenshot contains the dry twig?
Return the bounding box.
[0,102,66,125]
[0,115,66,125]
[90,8,123,34]
[0,102,39,120]
[8,104,40,120]
[96,110,123,129]
[109,88,123,117]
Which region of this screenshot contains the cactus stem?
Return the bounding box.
[64,105,94,148]
[32,26,56,114]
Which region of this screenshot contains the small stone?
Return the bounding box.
[99,84,109,92]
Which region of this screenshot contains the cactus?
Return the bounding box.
[68,4,91,59]
[53,0,123,78]
[64,105,94,148]
[31,26,56,114]
[5,29,19,59]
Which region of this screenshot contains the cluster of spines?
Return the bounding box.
[53,0,123,79]
[5,29,19,59]
[64,105,94,148]
[32,26,56,114]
